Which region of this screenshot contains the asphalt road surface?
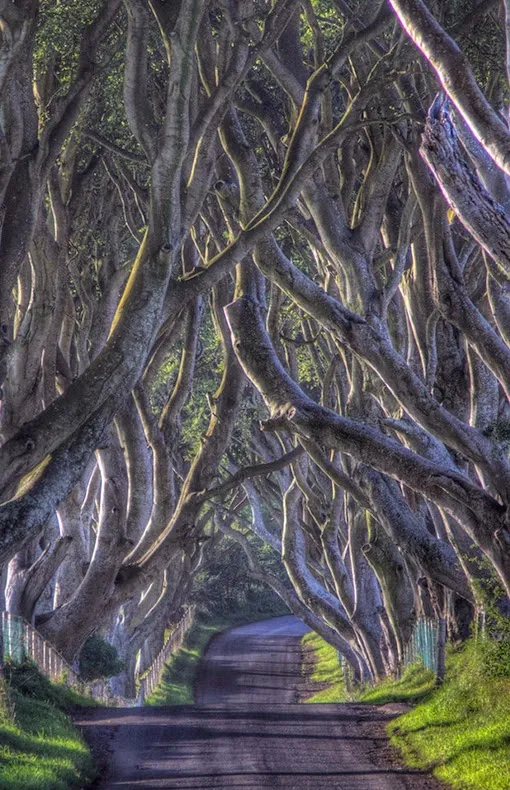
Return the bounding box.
[78,616,442,789]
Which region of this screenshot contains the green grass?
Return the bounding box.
[359,661,435,705]
[144,618,226,705]
[388,641,510,790]
[302,632,510,790]
[4,661,100,712]
[0,662,98,790]
[301,631,347,702]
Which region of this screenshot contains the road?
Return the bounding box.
[77,616,442,789]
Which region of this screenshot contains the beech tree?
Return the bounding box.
[1,0,510,692]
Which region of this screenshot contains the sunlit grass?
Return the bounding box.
[0,666,96,790]
[301,631,347,702]
[302,631,510,790]
[359,661,435,705]
[388,642,510,790]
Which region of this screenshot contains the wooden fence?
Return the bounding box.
[1,611,126,704]
[137,606,195,704]
[2,607,196,706]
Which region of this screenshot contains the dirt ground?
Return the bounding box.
[76,616,444,789]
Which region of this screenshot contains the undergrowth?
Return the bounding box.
[0,661,97,790]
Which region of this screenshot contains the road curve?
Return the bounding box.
[77,616,442,790]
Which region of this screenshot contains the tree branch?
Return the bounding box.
[194,446,305,504]
[388,0,510,176]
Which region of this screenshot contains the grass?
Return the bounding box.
[4,661,100,712]
[358,661,435,705]
[387,641,510,790]
[301,630,347,702]
[0,662,98,790]
[144,617,226,705]
[302,632,510,790]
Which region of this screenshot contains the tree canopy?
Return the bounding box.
[1,0,510,692]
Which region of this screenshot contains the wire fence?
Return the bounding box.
[1,608,195,706]
[338,616,444,688]
[137,606,195,704]
[403,617,440,674]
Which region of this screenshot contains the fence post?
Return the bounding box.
[436,616,446,682]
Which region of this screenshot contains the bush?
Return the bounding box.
[78,635,124,682]
[457,632,510,682]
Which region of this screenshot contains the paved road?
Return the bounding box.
[77,616,442,789]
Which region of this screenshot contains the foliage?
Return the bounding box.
[35,0,103,89]
[469,558,510,678]
[190,531,289,621]
[474,635,510,679]
[481,418,510,449]
[78,634,125,682]
[0,666,96,790]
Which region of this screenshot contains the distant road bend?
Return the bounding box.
[77,616,442,789]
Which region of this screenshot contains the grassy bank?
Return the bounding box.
[144,618,225,705]
[0,662,97,790]
[302,633,510,790]
[386,642,510,790]
[359,662,435,705]
[301,631,347,702]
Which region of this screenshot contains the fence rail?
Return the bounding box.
[137,606,195,704]
[2,607,196,706]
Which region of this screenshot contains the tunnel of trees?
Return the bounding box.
[1,0,510,695]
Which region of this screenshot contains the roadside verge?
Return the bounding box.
[301,632,510,790]
[0,661,99,790]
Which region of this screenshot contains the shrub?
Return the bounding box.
[78,635,124,682]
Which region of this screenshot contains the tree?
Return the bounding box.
[1,0,510,693]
